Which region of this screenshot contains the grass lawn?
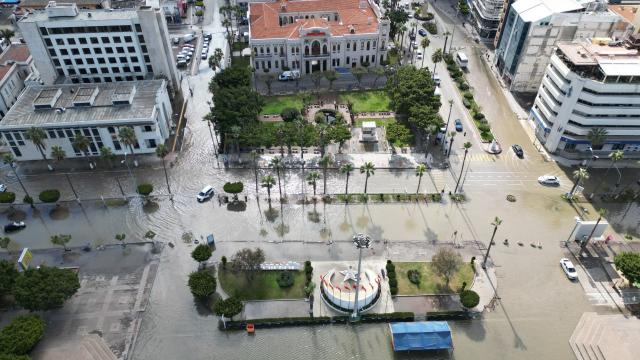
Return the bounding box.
[395,262,474,295]
[262,94,304,115]
[338,90,391,113]
[355,117,396,127]
[231,56,250,69]
[218,267,306,300]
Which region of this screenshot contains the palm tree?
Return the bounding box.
[399,25,408,63]
[482,217,502,268]
[2,154,30,201]
[261,175,276,202]
[51,145,66,164]
[340,163,355,195]
[306,171,320,196]
[360,162,375,194]
[454,142,472,192]
[582,209,607,249]
[415,164,427,194]
[155,144,171,195]
[100,146,115,168]
[270,156,284,200]
[72,134,92,168]
[591,150,624,197]
[0,29,14,45]
[318,155,332,194]
[251,150,259,194]
[587,128,608,150]
[118,126,138,164]
[50,234,72,252]
[25,127,52,170]
[569,167,590,197]
[420,37,430,68]
[447,131,456,159]
[431,48,444,79]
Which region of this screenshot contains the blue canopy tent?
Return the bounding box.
[389,321,453,351]
[0,0,20,5]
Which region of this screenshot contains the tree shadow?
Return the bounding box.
[264,207,279,223]
[142,200,160,214]
[49,206,70,220]
[227,201,247,212]
[7,209,27,222]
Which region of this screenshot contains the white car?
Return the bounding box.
[197,186,214,202]
[0,184,6,192]
[560,258,578,280]
[538,175,560,186]
[416,54,423,60]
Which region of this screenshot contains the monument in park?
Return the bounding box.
[320,266,381,313]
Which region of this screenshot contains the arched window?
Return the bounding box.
[381,41,385,49]
[254,47,258,55]
[373,41,377,49]
[260,47,264,54]
[305,46,309,55]
[353,42,357,51]
[289,16,293,23]
[366,41,370,51]
[311,41,321,56]
[322,44,328,54]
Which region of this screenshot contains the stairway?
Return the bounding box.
[569,312,640,360]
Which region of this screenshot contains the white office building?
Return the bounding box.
[248,0,390,75]
[495,0,625,93]
[0,44,40,119]
[18,2,179,90]
[530,38,640,158]
[0,80,173,161]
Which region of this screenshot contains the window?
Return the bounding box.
[125,76,133,81]
[116,47,124,53]
[612,144,625,150]
[101,37,110,43]
[101,67,109,73]
[113,36,122,43]
[53,59,60,66]
[140,45,147,53]
[56,39,64,45]
[127,46,135,53]
[90,68,98,74]
[75,58,84,65]
[71,49,79,55]
[146,139,157,148]
[64,59,72,65]
[90,37,99,44]
[87,58,95,65]
[79,68,86,74]
[143,125,153,132]
[40,27,48,35]
[47,130,57,139]
[106,47,114,54]
[135,24,142,32]
[124,36,132,42]
[119,57,127,62]
[60,49,68,55]
[83,48,91,54]
[133,66,141,72]
[112,67,120,73]
[57,69,65,76]
[144,55,150,62]
[79,38,87,44]
[138,35,145,43]
[123,66,131,72]
[98,58,107,64]
[68,38,76,45]
[45,38,53,46]
[49,49,57,56]
[130,57,137,63]
[95,48,102,54]
[146,65,153,72]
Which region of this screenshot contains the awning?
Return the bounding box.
[390,321,453,351]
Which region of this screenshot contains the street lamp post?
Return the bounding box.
[351,233,371,322]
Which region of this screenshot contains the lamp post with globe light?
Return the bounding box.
[351,233,371,322]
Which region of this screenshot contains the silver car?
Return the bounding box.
[560,258,578,280]
[538,175,560,186]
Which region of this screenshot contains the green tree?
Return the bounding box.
[415,164,427,194]
[261,175,276,202]
[0,259,18,296]
[0,352,30,360]
[280,107,300,122]
[324,70,338,90]
[99,146,115,168]
[327,123,352,153]
[191,244,213,267]
[230,248,265,280]
[454,142,472,192]
[457,0,470,16]
[460,289,480,308]
[311,72,324,94]
[212,65,252,90]
[50,145,66,164]
[360,162,376,194]
[386,122,413,148]
[50,234,71,251]
[431,247,462,288]
[14,266,80,311]
[388,9,409,40]
[408,104,443,131]
[269,156,285,200]
[569,167,590,197]
[118,126,138,163]
[420,37,430,68]
[372,66,385,87]
[188,270,216,299]
[213,297,243,318]
[0,314,44,355]
[306,171,320,196]
[350,67,368,88]
[614,252,640,285]
[72,134,92,168]
[25,127,51,170]
[0,237,9,250]
[318,155,332,194]
[39,189,60,203]
[115,233,126,247]
[431,48,444,80]
[207,86,263,146]
[155,144,171,195]
[0,29,14,45]
[587,127,608,150]
[387,66,440,115]
[340,163,355,195]
[263,72,275,96]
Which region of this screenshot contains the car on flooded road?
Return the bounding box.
[538,175,560,186]
[560,258,578,280]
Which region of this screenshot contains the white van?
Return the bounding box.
[183,33,196,43]
[176,54,186,61]
[278,70,301,81]
[456,51,468,70]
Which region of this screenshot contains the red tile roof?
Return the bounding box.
[250,0,379,40]
[0,44,31,82]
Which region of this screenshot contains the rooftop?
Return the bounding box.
[557,39,640,77]
[250,0,379,40]
[0,80,164,129]
[608,4,640,23]
[19,3,139,23]
[512,0,584,22]
[0,44,31,83]
[19,0,107,7]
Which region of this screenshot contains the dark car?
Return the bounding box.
[418,29,427,37]
[512,144,524,157]
[454,119,463,132]
[4,221,25,233]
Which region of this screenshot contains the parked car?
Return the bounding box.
[454,119,463,132]
[183,33,196,43]
[560,258,578,280]
[204,32,212,40]
[197,186,215,202]
[538,175,560,186]
[177,60,188,67]
[4,221,25,233]
[183,44,195,49]
[511,144,524,158]
[278,70,301,81]
[201,52,208,60]
[412,41,418,49]
[433,74,441,86]
[172,37,180,45]
[0,184,6,192]
[418,28,427,37]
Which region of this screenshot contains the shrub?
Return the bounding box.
[221,256,228,269]
[463,99,471,109]
[407,269,421,285]
[213,297,243,317]
[425,22,437,34]
[474,112,486,121]
[458,82,470,91]
[463,92,474,100]
[390,285,398,295]
[478,123,491,133]
[277,271,295,288]
[0,192,15,204]
[0,354,30,360]
[137,183,153,196]
[223,182,244,195]
[188,270,216,299]
[23,195,33,206]
[0,315,45,355]
[38,189,60,203]
[191,244,212,264]
[385,261,395,273]
[388,277,398,288]
[14,266,80,311]
[614,252,640,285]
[446,64,457,72]
[424,12,434,21]
[460,290,480,308]
[280,107,300,122]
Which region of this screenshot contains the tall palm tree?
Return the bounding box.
[155,144,171,195]
[482,216,502,268]
[261,175,276,202]
[118,126,138,164]
[420,37,430,68]
[360,162,375,194]
[0,29,14,45]
[447,131,456,158]
[251,150,259,194]
[318,155,332,194]
[270,156,284,200]
[454,142,472,192]
[72,134,92,168]
[25,127,52,170]
[51,145,66,164]
[591,150,624,197]
[431,48,444,79]
[340,163,355,195]
[399,25,408,63]
[569,167,590,197]
[583,208,607,249]
[306,171,320,196]
[415,164,427,194]
[2,154,30,201]
[587,128,608,150]
[100,146,115,168]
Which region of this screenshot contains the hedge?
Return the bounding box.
[0,315,45,355]
[218,312,416,330]
[137,183,153,196]
[426,310,472,320]
[0,192,16,204]
[38,189,60,203]
[223,182,244,194]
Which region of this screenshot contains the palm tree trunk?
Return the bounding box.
[482,225,499,268]
[582,217,602,249]
[313,183,316,196]
[364,175,369,194]
[10,166,30,201]
[267,187,271,201]
[432,63,438,78]
[37,145,52,170]
[417,175,422,194]
[253,164,258,194]
[454,151,468,193]
[276,169,282,199]
[345,173,350,195]
[421,52,425,68]
[570,181,580,196]
[128,144,137,165]
[162,159,171,194]
[323,167,327,194]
